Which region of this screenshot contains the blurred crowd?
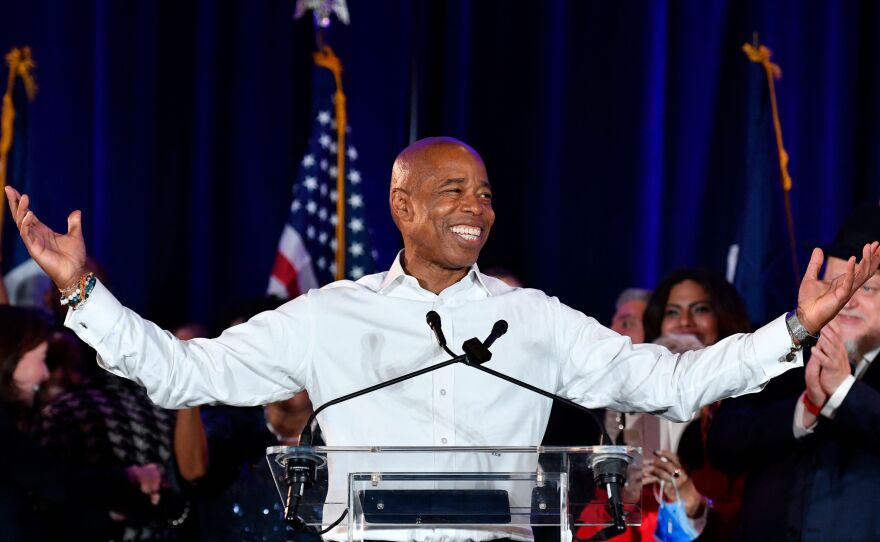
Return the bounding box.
[2,203,879,542]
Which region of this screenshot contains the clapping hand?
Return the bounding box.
[4,186,87,289]
[806,321,852,401]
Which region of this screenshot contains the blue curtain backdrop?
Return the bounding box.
[1,0,878,328]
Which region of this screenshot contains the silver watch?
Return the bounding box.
[785,310,819,347]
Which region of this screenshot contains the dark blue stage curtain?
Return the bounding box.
[0,0,878,327]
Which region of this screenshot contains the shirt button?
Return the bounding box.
[441,437,448,444]
[440,389,447,396]
[80,322,88,329]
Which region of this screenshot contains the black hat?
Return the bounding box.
[826,202,880,260]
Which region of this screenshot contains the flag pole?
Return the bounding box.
[742,39,800,286]
[313,48,348,281]
[294,0,351,281]
[0,46,37,243]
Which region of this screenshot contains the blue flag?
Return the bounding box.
[1,46,37,274]
[731,42,800,326]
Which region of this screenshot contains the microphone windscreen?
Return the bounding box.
[426,311,441,329]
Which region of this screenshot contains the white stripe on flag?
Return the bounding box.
[274,225,320,296]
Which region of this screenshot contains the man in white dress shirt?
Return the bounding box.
[5,137,880,541]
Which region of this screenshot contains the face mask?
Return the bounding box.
[654,480,699,542]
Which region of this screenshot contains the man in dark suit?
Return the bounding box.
[707,203,880,542]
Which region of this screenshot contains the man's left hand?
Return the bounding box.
[796,243,880,335]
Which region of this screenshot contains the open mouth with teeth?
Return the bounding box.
[450,225,483,242]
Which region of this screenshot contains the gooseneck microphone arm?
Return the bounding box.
[290,314,468,532]
[465,362,612,445]
[298,354,465,446]
[289,311,623,538]
[299,311,460,446]
[430,313,624,541]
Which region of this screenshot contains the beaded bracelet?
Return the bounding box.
[60,272,97,310]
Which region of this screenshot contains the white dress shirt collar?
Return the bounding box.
[376,250,498,297]
[855,345,880,380]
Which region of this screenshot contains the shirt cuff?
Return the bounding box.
[753,314,804,378]
[792,392,817,438]
[63,279,125,346]
[820,374,856,419]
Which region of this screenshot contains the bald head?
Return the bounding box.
[391,137,484,193]
[387,137,494,287]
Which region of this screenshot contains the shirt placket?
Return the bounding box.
[431,299,456,449]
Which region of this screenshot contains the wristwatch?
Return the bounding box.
[785,310,820,347]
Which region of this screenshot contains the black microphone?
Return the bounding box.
[298,311,468,446]
[283,455,318,532]
[483,320,508,349]
[426,310,447,348]
[290,311,471,532]
[427,318,626,539]
[463,320,509,365]
[580,453,630,540]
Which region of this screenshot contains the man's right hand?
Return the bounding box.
[5,186,87,290]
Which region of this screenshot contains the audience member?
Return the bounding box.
[36,288,189,541]
[708,203,880,541]
[610,288,652,343]
[605,269,750,541]
[37,329,94,404]
[2,258,51,312]
[0,305,162,541]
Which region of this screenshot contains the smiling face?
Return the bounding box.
[391,138,495,284]
[825,256,880,357]
[660,279,720,346]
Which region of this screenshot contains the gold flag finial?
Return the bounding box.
[1,46,38,239]
[5,46,38,101]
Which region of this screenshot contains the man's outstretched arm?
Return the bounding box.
[556,245,880,421]
[4,186,313,408]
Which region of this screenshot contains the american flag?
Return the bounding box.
[268,50,375,298]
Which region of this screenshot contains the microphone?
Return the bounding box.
[283,454,318,532]
[463,320,508,365]
[483,320,508,349]
[290,311,471,532]
[427,311,458,358]
[426,315,627,540]
[298,312,469,446]
[580,452,630,540]
[426,311,447,348]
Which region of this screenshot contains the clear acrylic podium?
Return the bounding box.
[266,445,642,542]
